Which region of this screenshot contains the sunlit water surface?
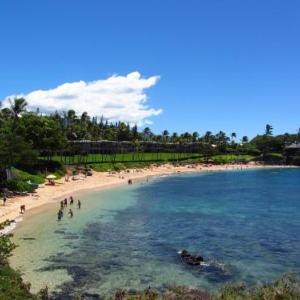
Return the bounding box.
[10,168,300,299]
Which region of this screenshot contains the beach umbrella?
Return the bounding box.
[46,174,57,180]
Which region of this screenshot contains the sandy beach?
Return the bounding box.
[0,163,292,230]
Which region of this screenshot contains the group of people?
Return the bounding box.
[2,194,26,214]
[57,196,81,221]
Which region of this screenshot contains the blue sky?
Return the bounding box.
[0,0,299,138]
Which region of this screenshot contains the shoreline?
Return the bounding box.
[0,163,296,233]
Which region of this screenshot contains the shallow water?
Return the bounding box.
[10,168,300,298]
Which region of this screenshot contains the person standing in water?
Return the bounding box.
[57,209,63,221]
[70,196,74,205]
[68,209,73,218]
[64,198,68,207]
[60,200,64,209]
[77,200,81,209]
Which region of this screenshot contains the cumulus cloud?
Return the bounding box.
[2,72,162,125]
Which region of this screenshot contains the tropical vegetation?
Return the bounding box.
[0,97,299,190]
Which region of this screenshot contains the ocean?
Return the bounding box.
[10,168,300,299]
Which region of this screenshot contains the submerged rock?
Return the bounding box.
[180,249,204,266]
[81,292,102,300]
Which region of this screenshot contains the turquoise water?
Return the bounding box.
[10,168,300,299]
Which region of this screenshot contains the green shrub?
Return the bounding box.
[18,159,65,177]
[0,234,16,266]
[113,163,126,171]
[13,169,44,185]
[217,283,246,299]
[0,265,37,300]
[0,234,36,299]
[254,153,283,163]
[91,163,115,172]
[6,179,31,192]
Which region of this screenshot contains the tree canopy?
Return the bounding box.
[0,98,299,171]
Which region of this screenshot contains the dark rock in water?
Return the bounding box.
[37,264,66,272]
[67,265,89,283]
[53,292,102,300]
[54,230,66,234]
[64,233,80,240]
[180,249,204,266]
[22,237,36,241]
[81,292,102,300]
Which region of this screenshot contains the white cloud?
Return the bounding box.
[2,71,162,126]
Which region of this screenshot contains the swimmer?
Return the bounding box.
[68,209,73,218]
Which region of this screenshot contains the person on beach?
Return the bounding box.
[57,209,63,221]
[77,200,81,209]
[68,209,73,218]
[70,196,74,205]
[64,198,68,207]
[20,205,26,214]
[60,200,64,209]
[3,196,7,206]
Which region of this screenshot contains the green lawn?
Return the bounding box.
[211,154,256,163]
[46,152,204,165]
[38,152,265,173]
[42,152,265,166]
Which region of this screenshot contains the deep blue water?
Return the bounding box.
[11,168,300,299]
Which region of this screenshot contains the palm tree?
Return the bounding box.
[242,136,249,144]
[216,131,228,143]
[9,97,28,119]
[143,127,152,141]
[231,132,237,143]
[80,112,90,125]
[171,132,179,143]
[67,110,77,124]
[203,131,212,144]
[80,112,90,139]
[162,130,169,142]
[182,132,192,143]
[192,131,199,142]
[265,124,273,136]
